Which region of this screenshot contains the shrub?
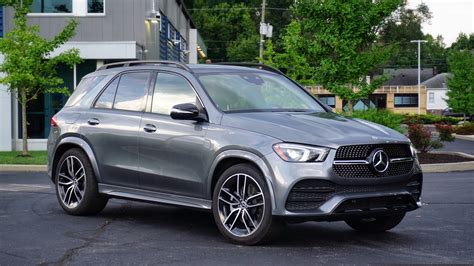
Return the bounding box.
[345,109,405,133]
[404,113,460,125]
[408,124,443,153]
[435,123,455,142]
[455,122,474,135]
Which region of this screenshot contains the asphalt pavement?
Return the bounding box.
[1,171,473,265]
[439,138,474,155]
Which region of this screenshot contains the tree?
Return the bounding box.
[0,0,81,156]
[188,2,260,62]
[450,33,474,51]
[446,49,474,122]
[379,2,448,72]
[265,0,402,113]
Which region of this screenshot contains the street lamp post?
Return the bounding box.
[259,0,267,63]
[411,40,427,115]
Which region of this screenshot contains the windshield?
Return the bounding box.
[197,72,325,113]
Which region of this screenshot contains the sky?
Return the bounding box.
[407,0,473,46]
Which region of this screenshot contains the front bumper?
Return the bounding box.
[263,150,423,219]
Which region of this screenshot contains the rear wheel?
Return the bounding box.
[345,213,406,233]
[212,163,278,245]
[55,148,108,215]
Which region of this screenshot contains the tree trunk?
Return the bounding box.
[20,90,29,156]
[463,113,466,123]
[347,100,354,114]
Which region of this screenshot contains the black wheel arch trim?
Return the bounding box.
[206,149,276,211]
[51,135,102,183]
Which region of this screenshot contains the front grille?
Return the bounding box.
[335,144,411,160]
[285,175,422,212]
[333,161,413,178]
[333,144,414,178]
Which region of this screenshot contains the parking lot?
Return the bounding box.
[1,171,473,265]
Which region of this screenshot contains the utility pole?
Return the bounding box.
[411,40,427,115]
[259,0,266,63]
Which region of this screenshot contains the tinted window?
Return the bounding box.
[65,75,106,107]
[114,72,150,112]
[394,94,418,107]
[88,0,104,13]
[152,73,197,115]
[95,78,119,109]
[31,0,72,13]
[317,95,336,108]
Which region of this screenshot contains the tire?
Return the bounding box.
[345,213,406,233]
[212,163,279,245]
[55,148,108,216]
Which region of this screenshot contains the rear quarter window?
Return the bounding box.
[65,75,106,107]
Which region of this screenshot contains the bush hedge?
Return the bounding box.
[344,109,405,133]
[403,113,460,125]
[455,122,474,135]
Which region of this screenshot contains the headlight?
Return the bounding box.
[410,143,418,159]
[273,143,329,162]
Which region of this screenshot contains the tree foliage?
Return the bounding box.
[446,49,474,121]
[379,2,447,72]
[265,0,402,112]
[188,2,259,62]
[0,0,81,155]
[450,33,474,51]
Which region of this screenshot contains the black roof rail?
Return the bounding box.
[215,62,284,75]
[97,60,193,73]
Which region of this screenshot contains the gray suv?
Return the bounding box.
[47,61,422,245]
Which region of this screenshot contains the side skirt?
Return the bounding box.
[98,184,212,210]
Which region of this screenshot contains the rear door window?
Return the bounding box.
[113,72,150,112]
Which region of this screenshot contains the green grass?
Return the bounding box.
[0,151,48,165]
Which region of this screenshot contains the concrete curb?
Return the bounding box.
[454,134,474,141]
[429,151,474,159]
[421,161,474,173]
[0,165,47,172]
[420,151,474,173]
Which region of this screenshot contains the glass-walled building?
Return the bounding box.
[0,0,207,151]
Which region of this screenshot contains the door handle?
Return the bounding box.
[143,124,157,133]
[87,118,100,125]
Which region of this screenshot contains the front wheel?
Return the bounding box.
[345,213,406,233]
[212,163,277,245]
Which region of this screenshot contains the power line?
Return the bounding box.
[188,7,289,11]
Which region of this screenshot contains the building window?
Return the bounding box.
[394,94,418,107]
[429,92,435,104]
[88,0,104,14]
[318,95,335,108]
[31,0,73,13]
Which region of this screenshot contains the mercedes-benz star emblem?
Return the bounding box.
[372,149,389,173]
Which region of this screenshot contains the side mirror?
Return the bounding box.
[170,103,205,121]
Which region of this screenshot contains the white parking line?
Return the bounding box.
[0,184,52,192]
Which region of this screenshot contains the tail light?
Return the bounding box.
[51,115,58,128]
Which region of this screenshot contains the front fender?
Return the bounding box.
[206,150,277,211]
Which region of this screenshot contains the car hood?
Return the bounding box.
[221,112,409,148]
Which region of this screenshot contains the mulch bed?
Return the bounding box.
[417,153,474,164]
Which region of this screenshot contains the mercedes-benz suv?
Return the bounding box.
[47,61,422,245]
